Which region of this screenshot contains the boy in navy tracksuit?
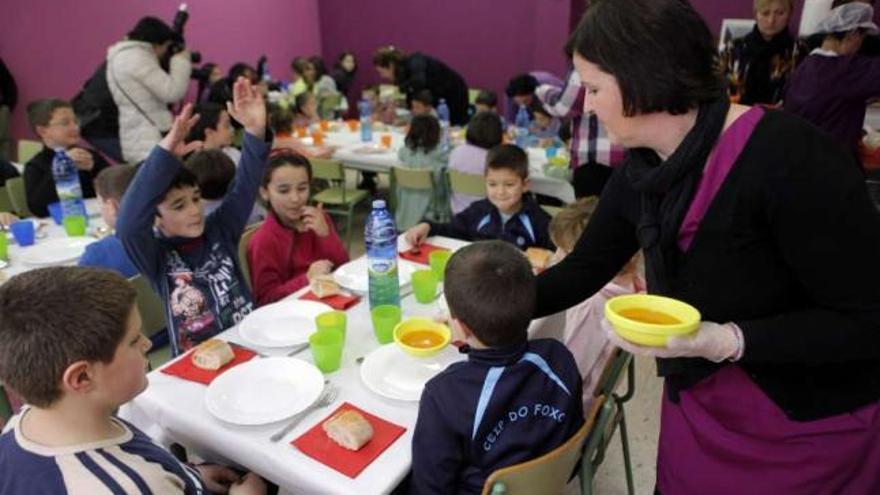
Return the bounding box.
[117,78,269,357]
[410,241,583,494]
[405,144,554,251]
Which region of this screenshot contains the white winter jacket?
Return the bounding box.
[106,40,191,164]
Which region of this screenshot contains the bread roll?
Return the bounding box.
[526,247,553,271]
[323,410,374,451]
[311,274,341,298]
[191,339,235,370]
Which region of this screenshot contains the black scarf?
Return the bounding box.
[625,97,730,397]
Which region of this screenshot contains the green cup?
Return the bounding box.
[429,250,452,282]
[315,311,347,340]
[0,233,7,261]
[62,215,87,236]
[309,330,343,373]
[371,304,402,344]
[411,269,439,304]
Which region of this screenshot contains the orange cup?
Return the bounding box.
[380,134,392,149]
[295,127,308,138]
[346,119,359,131]
[319,120,330,131]
[311,131,325,146]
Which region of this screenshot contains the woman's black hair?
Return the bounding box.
[405,114,441,152]
[567,0,724,116]
[465,112,504,149]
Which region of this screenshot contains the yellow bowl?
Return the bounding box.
[393,317,451,358]
[604,294,701,347]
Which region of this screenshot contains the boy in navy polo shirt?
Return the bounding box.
[409,241,583,494]
[405,144,554,251]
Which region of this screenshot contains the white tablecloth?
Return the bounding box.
[121,236,468,495]
[324,127,576,204]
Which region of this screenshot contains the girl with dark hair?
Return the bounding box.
[395,114,450,229]
[246,151,349,305]
[536,0,880,493]
[331,52,357,97]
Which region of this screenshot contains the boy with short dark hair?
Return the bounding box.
[23,98,110,217]
[186,103,241,164]
[0,267,265,494]
[116,78,269,356]
[474,90,499,115]
[405,144,554,250]
[410,241,583,494]
[78,165,139,277]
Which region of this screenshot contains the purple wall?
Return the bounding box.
[318,0,572,114]
[0,0,322,146]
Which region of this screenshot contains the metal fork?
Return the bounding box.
[269,385,339,442]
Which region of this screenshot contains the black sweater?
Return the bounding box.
[23,146,108,217]
[536,110,880,421]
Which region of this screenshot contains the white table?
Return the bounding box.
[324,126,577,204]
[3,199,104,278]
[121,236,468,495]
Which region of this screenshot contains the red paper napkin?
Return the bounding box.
[160,344,258,385]
[300,291,361,310]
[292,402,407,478]
[399,243,449,265]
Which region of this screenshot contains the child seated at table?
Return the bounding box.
[185,102,242,164]
[529,104,561,141]
[116,78,269,357]
[269,103,335,160]
[410,241,584,494]
[23,98,110,217]
[549,197,644,411]
[409,89,436,118]
[292,92,320,130]
[362,85,398,125]
[247,150,349,306]
[78,165,139,278]
[184,149,266,225]
[405,144,554,250]
[395,114,450,230]
[447,111,504,214]
[474,90,499,115]
[0,267,266,495]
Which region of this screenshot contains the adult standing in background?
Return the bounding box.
[0,57,17,161]
[331,52,357,98]
[720,0,802,105]
[107,17,191,164]
[373,46,469,126]
[537,0,880,492]
[505,72,563,124]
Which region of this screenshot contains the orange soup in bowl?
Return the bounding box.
[400,329,445,349]
[618,308,681,325]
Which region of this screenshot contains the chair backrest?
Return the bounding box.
[448,169,486,198]
[310,158,345,182]
[17,140,42,164]
[0,186,12,213]
[129,275,167,338]
[238,222,263,291]
[482,396,606,495]
[5,177,32,218]
[592,349,631,398]
[392,166,433,190]
[580,396,619,494]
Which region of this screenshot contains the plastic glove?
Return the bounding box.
[602,318,741,363]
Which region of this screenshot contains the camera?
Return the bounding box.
[170,3,201,64]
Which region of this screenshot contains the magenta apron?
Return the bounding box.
[657,107,880,494]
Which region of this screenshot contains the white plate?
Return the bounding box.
[238,300,332,348]
[351,144,389,155]
[20,237,95,266]
[333,257,417,294]
[205,357,324,425]
[360,344,465,401]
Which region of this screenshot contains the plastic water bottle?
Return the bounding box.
[437,98,450,151]
[51,148,86,218]
[365,200,400,308]
[514,104,531,148]
[359,98,373,142]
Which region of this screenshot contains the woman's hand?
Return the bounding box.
[307,260,334,281]
[227,77,266,140]
[603,319,741,363]
[405,223,431,247]
[301,204,329,237]
[159,104,203,157]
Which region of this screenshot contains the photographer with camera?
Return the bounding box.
[107,16,191,164]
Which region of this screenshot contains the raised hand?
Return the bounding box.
[159,103,203,157]
[226,76,266,140]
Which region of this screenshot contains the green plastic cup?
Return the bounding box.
[411,269,438,304]
[429,250,452,282]
[315,310,347,340]
[0,233,7,261]
[63,215,87,236]
[309,330,343,373]
[371,304,402,344]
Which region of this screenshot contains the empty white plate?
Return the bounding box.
[238,299,332,348]
[360,344,465,401]
[20,237,95,266]
[333,257,416,294]
[205,357,324,425]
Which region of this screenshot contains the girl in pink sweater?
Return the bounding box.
[246,151,349,305]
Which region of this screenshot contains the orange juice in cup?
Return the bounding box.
[380,134,392,149]
[295,126,307,138]
[346,119,359,131]
[311,131,325,146]
[319,120,330,132]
